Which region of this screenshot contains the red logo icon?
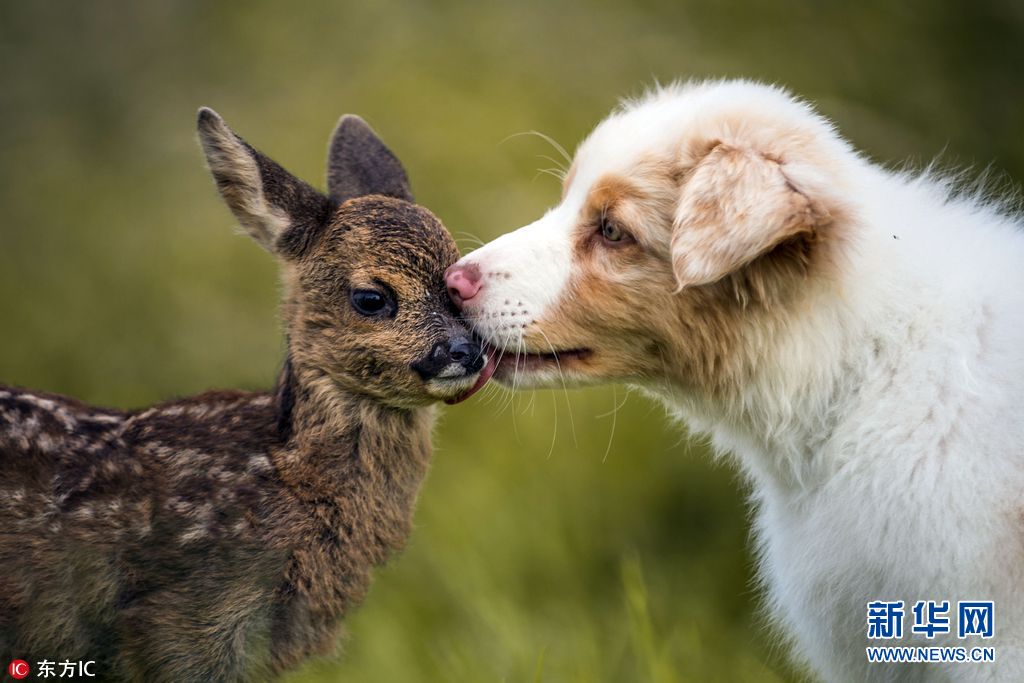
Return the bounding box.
[8,659,30,679]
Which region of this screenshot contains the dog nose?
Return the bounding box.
[445,263,482,307]
[449,337,485,373]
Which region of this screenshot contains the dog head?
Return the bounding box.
[447,81,854,395]
[198,109,490,408]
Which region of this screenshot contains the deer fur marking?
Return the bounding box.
[0,110,487,681]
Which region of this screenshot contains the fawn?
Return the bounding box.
[0,108,494,681]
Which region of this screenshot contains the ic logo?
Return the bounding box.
[7,659,30,680]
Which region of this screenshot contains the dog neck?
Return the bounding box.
[655,210,950,499]
[650,236,906,499]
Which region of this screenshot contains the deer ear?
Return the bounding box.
[326,115,413,203]
[197,107,331,255]
[671,143,830,288]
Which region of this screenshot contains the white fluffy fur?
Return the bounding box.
[458,80,1024,681]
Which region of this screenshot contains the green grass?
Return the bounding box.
[1,1,1020,680]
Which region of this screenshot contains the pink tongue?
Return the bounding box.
[445,347,497,405]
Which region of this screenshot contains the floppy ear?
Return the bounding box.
[326,115,413,203]
[197,107,331,254]
[671,143,830,288]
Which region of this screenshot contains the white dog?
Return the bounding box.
[447,80,1024,681]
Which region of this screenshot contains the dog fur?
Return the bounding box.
[448,80,1024,681]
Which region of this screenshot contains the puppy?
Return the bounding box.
[447,80,1024,681]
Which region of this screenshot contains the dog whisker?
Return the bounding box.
[537,154,569,175]
[453,230,486,249]
[499,130,573,168]
[535,327,578,449]
[534,167,568,184]
[598,385,628,463]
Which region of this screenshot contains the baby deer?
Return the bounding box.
[0,109,494,681]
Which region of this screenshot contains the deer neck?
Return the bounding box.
[271,356,435,522]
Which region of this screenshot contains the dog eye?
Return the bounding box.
[599,217,626,243]
[350,289,391,317]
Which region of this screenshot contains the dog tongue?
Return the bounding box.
[445,347,497,405]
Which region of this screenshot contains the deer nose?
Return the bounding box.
[412,336,485,380]
[449,337,484,373]
[445,263,482,307]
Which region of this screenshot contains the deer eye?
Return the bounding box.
[599,217,627,244]
[350,289,391,317]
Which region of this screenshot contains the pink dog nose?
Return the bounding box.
[445,263,482,306]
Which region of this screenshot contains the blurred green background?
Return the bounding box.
[1,1,1021,681]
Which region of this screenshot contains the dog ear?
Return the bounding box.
[326,115,413,204]
[671,143,830,288]
[197,107,332,255]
